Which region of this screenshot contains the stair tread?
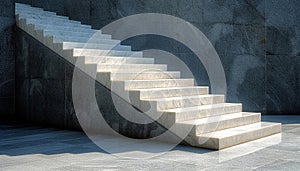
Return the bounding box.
[131,86,207,91]
[163,103,242,113]
[95,64,166,66]
[62,42,124,46]
[105,71,178,74]
[178,112,260,125]
[73,49,137,52]
[34,24,97,31]
[17,14,69,20]
[44,30,96,34]
[144,94,224,101]
[122,78,193,82]
[85,56,145,58]
[52,37,119,43]
[198,122,281,138]
[85,57,154,63]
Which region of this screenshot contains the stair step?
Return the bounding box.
[144,95,224,110]
[130,86,209,99]
[24,19,88,28]
[16,7,56,15]
[34,24,97,33]
[23,16,80,25]
[43,30,111,39]
[85,56,154,64]
[17,13,69,20]
[196,122,281,150]
[107,71,180,81]
[163,103,243,122]
[15,7,54,14]
[16,4,44,11]
[96,72,182,88]
[120,79,194,90]
[16,3,31,8]
[62,42,130,51]
[52,36,120,44]
[17,13,69,21]
[95,64,167,72]
[179,112,261,134]
[70,48,143,57]
[16,10,57,17]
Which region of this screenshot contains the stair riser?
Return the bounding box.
[25,19,81,25]
[112,72,180,81]
[153,96,224,110]
[16,11,56,17]
[197,124,281,150]
[62,43,130,51]
[17,13,68,20]
[72,49,143,57]
[26,20,90,29]
[85,57,154,64]
[16,9,55,15]
[43,31,108,39]
[138,87,209,99]
[97,72,180,82]
[34,25,96,32]
[96,65,167,72]
[174,104,243,122]
[16,6,44,11]
[24,19,89,29]
[123,80,194,90]
[194,113,261,134]
[52,36,120,44]
[18,15,69,22]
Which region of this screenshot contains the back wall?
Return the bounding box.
[9,0,300,117]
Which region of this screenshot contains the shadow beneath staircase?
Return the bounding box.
[0,121,212,157]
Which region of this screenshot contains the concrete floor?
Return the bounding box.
[0,116,299,171]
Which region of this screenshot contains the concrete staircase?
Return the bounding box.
[15,3,281,150]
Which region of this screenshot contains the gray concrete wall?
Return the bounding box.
[0,0,15,119]
[16,28,169,136]
[13,0,300,116]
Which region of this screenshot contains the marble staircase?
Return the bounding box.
[15,3,281,150]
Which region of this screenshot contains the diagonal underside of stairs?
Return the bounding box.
[15,3,281,150]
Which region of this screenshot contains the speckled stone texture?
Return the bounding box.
[11,0,300,127]
[0,0,15,119]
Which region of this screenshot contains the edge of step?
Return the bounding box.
[195,122,282,150]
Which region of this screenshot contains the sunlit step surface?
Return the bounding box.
[95,64,167,72]
[51,36,120,44]
[85,56,154,64]
[144,95,224,110]
[163,103,243,122]
[99,71,180,81]
[196,122,281,150]
[62,42,130,51]
[68,48,143,57]
[179,112,261,134]
[130,86,209,99]
[119,79,195,90]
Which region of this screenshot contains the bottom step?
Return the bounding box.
[196,122,281,150]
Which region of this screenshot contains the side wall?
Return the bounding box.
[0,1,15,119]
[14,0,300,117]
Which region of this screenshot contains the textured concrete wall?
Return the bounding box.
[15,28,80,128]
[14,0,300,116]
[0,0,15,119]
